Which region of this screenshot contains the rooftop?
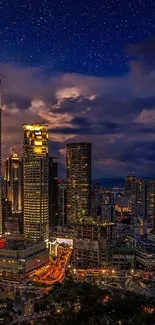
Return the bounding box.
[0,238,40,250]
[112,246,135,254]
[78,217,114,227]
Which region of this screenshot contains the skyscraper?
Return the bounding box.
[49,157,58,227]
[58,179,67,226]
[66,142,91,224]
[125,172,137,198]
[133,179,146,218]
[4,150,22,214]
[23,124,49,242]
[90,183,102,217]
[146,180,155,231]
[0,78,2,235]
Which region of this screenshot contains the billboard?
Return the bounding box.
[54,238,73,246]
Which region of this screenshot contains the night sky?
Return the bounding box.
[1,0,155,178]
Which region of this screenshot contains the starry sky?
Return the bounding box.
[1,0,155,178]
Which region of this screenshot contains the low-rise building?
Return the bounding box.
[136,240,155,270]
[110,247,135,270]
[0,238,49,278]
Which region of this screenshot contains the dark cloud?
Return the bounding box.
[1,47,155,178]
[128,39,155,69]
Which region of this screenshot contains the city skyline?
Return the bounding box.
[1,1,155,178]
[1,2,155,322]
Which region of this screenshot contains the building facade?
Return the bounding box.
[4,151,22,214]
[90,183,102,217]
[101,204,116,223]
[125,173,137,198]
[58,179,67,226]
[0,238,49,278]
[136,240,155,270]
[133,179,146,218]
[2,199,12,233]
[66,142,91,224]
[146,180,155,230]
[49,157,58,227]
[73,219,115,268]
[23,124,49,242]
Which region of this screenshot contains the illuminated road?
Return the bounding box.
[29,247,72,286]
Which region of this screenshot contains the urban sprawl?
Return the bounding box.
[1,96,155,324]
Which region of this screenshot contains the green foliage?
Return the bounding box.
[32,281,155,325]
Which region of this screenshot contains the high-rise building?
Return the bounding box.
[2,198,12,233]
[133,179,146,218]
[0,78,2,234]
[146,180,155,231]
[23,124,49,242]
[49,157,58,227]
[4,150,22,214]
[101,204,116,223]
[58,179,67,226]
[125,172,137,198]
[90,183,102,217]
[66,142,91,224]
[102,190,114,205]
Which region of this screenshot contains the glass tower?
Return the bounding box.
[23,124,49,242]
[66,142,91,224]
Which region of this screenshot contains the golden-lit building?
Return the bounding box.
[4,150,22,214]
[66,142,91,224]
[23,124,49,242]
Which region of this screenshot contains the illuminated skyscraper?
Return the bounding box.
[4,150,22,214]
[66,142,91,224]
[23,124,49,242]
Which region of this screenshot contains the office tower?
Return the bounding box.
[146,180,155,231]
[58,179,67,226]
[23,124,49,242]
[49,157,58,227]
[0,78,2,234]
[125,172,137,198]
[4,150,22,214]
[66,142,91,224]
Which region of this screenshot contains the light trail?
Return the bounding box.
[28,247,72,286]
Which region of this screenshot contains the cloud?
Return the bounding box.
[1,43,155,178]
[128,39,155,97]
[134,108,155,124]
